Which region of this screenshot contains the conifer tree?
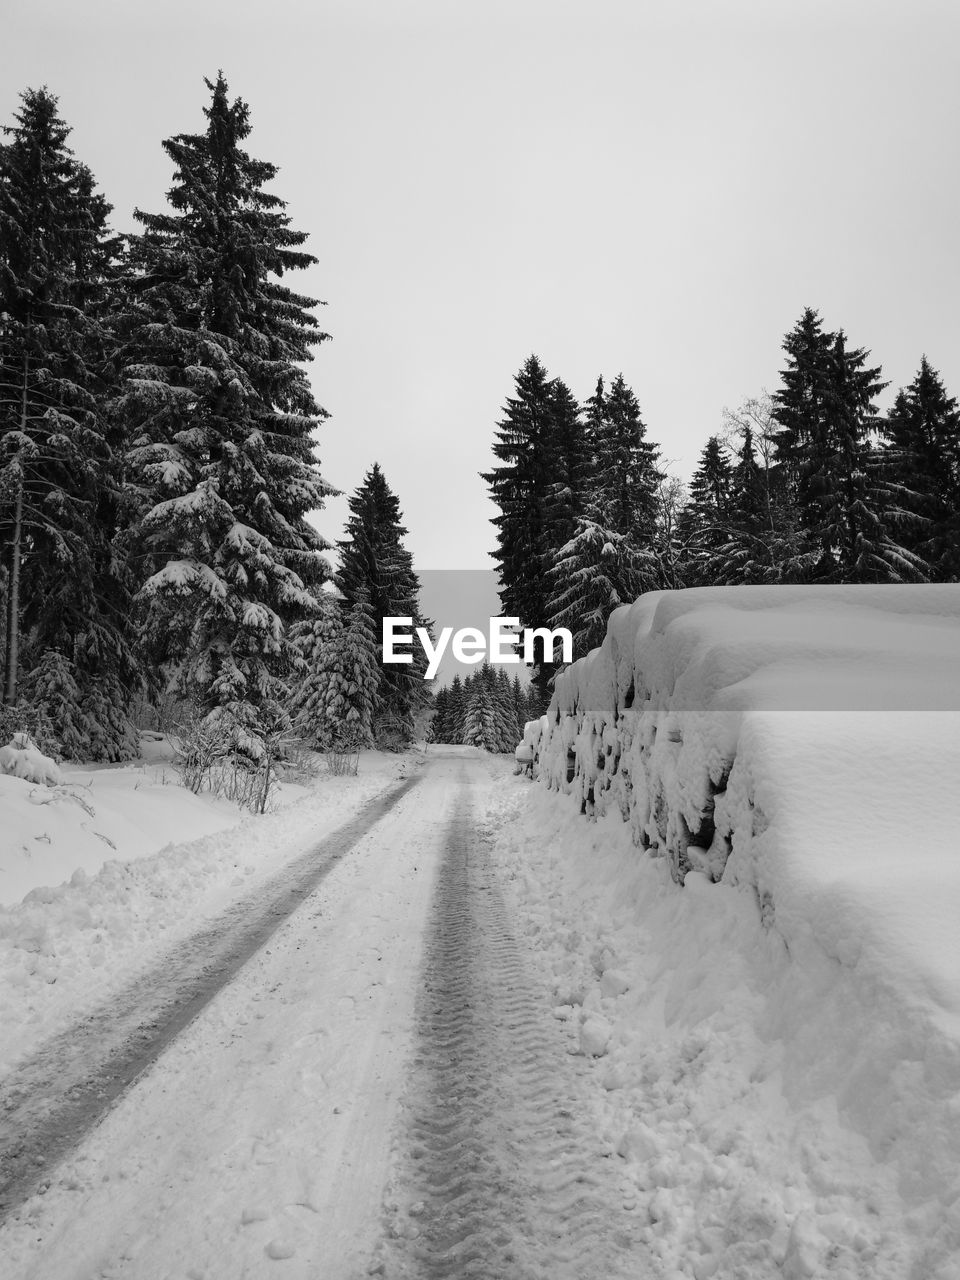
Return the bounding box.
[446,673,465,743]
[883,357,960,579]
[677,436,733,585]
[429,685,450,743]
[317,595,380,748]
[0,87,136,756]
[117,74,334,740]
[588,373,663,545]
[336,463,430,745]
[546,518,655,659]
[484,356,591,702]
[493,668,516,748]
[462,667,497,751]
[287,592,342,745]
[710,428,789,584]
[511,674,526,739]
[773,311,919,581]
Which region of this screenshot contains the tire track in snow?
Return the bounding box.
[0,769,423,1224]
[375,772,654,1279]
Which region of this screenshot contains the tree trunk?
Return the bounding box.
[3,355,29,706]
[3,480,23,706]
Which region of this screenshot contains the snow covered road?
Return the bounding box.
[0,749,648,1280]
[0,768,423,1224]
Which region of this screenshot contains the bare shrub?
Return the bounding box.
[169,703,287,813]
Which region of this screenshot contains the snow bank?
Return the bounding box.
[0,733,61,786]
[528,585,960,1276]
[0,751,411,1077]
[492,783,960,1279]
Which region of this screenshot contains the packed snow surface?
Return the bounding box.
[0,748,415,1078]
[528,584,960,1277]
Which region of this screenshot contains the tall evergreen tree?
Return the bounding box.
[484,356,591,702]
[462,666,497,751]
[587,372,663,545]
[546,518,655,659]
[446,673,466,743]
[336,463,430,746]
[883,357,960,580]
[429,685,450,743]
[117,74,334,740]
[0,87,136,756]
[677,436,733,585]
[511,674,526,738]
[773,310,920,582]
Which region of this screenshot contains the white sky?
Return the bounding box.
[5,0,959,569]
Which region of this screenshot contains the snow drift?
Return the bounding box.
[530,585,960,1276]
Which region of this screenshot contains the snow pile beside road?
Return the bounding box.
[490,782,960,1280]
[520,585,960,1277]
[0,758,241,908]
[0,733,62,786]
[0,751,413,1077]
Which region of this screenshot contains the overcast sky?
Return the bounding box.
[5,0,959,570]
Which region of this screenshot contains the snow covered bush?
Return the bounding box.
[18,651,139,763]
[170,701,286,813]
[0,701,60,763]
[0,732,62,785]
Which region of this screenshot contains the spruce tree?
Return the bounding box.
[462,668,497,751]
[883,357,960,579]
[484,355,556,635]
[546,518,655,659]
[117,74,334,741]
[429,685,450,743]
[446,673,465,743]
[677,436,733,585]
[495,667,521,750]
[336,463,430,745]
[317,595,380,749]
[484,356,592,702]
[772,310,919,582]
[0,87,136,757]
[511,674,526,739]
[287,592,342,746]
[588,373,663,545]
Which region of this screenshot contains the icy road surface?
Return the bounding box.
[0,750,648,1280]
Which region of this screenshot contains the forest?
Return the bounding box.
[2,76,959,772]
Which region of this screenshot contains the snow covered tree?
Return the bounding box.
[546,517,656,660]
[336,463,430,747]
[677,436,733,585]
[462,667,498,751]
[882,357,960,580]
[484,356,592,702]
[288,592,380,750]
[286,591,342,743]
[511,674,526,739]
[587,373,663,547]
[0,87,137,756]
[429,685,450,743]
[494,666,521,750]
[446,673,466,743]
[117,74,334,740]
[773,312,919,582]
